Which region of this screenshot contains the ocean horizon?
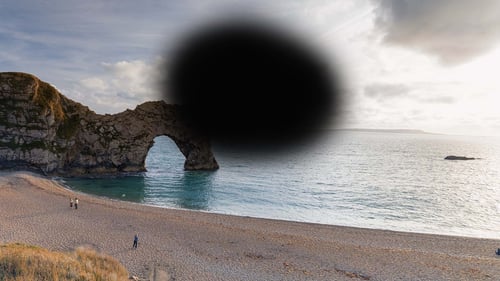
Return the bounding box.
[60,130,500,240]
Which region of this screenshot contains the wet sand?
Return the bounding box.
[0,171,499,280]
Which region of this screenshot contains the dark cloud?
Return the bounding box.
[372,0,500,65]
[364,83,409,100]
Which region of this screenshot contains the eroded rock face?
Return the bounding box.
[0,72,218,176]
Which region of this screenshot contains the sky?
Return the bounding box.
[1,0,500,136]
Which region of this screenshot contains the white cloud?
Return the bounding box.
[80,77,108,91]
[372,0,500,65]
[103,60,158,99]
[3,1,500,136]
[364,83,409,100]
[70,58,164,114]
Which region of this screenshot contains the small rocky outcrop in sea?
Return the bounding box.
[444,155,476,160]
[0,72,218,176]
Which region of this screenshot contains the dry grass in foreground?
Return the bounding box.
[0,243,129,281]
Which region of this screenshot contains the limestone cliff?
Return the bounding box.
[0,72,218,176]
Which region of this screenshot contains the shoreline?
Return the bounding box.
[56,182,500,242]
[1,171,499,280]
[56,176,499,241]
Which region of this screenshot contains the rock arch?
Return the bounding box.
[0,72,218,176]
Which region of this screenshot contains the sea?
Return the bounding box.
[61,131,500,240]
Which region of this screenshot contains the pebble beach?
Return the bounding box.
[0,171,499,280]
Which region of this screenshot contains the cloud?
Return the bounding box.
[372,0,500,65]
[364,82,459,106]
[74,59,163,114]
[418,96,455,104]
[80,77,107,91]
[364,83,409,100]
[101,60,158,99]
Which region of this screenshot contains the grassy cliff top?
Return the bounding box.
[0,72,65,120]
[0,243,129,281]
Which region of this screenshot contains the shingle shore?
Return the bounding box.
[0,172,499,280]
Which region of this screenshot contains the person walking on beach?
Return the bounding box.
[70,197,73,208]
[133,234,138,249]
[74,198,78,210]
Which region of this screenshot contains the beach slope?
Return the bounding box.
[0,172,499,280]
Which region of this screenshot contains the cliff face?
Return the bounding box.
[0,72,218,176]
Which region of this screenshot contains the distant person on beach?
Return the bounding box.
[70,198,73,208]
[74,198,78,209]
[133,234,138,249]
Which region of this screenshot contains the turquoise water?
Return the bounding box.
[62,131,500,239]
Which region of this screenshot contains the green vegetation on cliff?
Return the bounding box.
[34,80,65,121]
[3,72,34,93]
[57,114,80,139]
[0,72,219,175]
[3,72,65,121]
[0,243,129,281]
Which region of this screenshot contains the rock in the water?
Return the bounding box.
[444,155,475,160]
[0,72,218,176]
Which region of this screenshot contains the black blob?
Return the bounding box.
[164,21,342,152]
